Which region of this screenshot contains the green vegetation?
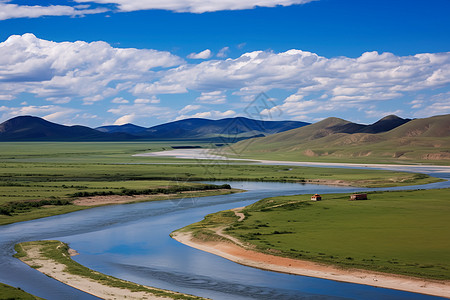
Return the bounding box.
[14,241,205,300]
[0,283,42,300]
[0,181,232,225]
[230,115,450,165]
[0,142,442,225]
[182,188,450,280]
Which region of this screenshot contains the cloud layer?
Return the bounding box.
[0,33,183,104]
[0,0,316,20]
[73,0,316,13]
[0,1,108,20]
[1,34,449,125]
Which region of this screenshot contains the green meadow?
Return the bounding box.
[0,142,442,225]
[185,188,450,280]
[0,282,43,300]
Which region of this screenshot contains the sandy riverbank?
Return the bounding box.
[16,241,204,300]
[72,189,236,206]
[171,231,450,298]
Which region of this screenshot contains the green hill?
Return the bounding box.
[231,114,450,164]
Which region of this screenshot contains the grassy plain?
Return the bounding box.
[183,189,450,280]
[0,282,42,300]
[0,142,442,226]
[0,142,446,297]
[229,115,450,165]
[14,240,205,300]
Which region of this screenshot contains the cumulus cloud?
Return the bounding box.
[411,92,450,118]
[0,104,79,124]
[0,1,108,20]
[1,34,449,123]
[73,0,316,13]
[217,47,230,58]
[111,97,129,104]
[196,91,227,104]
[179,104,202,114]
[134,97,160,104]
[176,109,236,120]
[0,34,183,103]
[137,49,450,118]
[108,103,174,125]
[187,49,212,59]
[0,94,14,101]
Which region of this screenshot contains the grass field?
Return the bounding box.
[229,115,450,165]
[1,141,447,297]
[14,240,204,300]
[182,188,450,280]
[0,142,442,226]
[0,282,42,300]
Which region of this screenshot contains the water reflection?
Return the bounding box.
[0,178,448,299]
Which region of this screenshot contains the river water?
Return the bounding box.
[0,161,449,299]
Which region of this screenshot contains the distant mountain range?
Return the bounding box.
[0,116,309,141]
[232,114,450,162]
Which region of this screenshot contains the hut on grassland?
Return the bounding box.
[311,194,322,201]
[350,193,368,200]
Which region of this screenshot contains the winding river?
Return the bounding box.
[0,157,449,300]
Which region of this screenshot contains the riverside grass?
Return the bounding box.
[0,282,43,300]
[14,240,205,300]
[180,188,450,280]
[0,142,442,225]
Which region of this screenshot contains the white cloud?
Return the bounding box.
[176,109,236,120]
[46,97,71,104]
[179,104,202,114]
[1,34,449,123]
[196,91,227,104]
[134,97,160,104]
[187,49,212,59]
[217,47,230,58]
[113,114,136,125]
[108,103,174,125]
[73,0,316,13]
[133,82,187,95]
[0,94,14,101]
[111,97,129,104]
[142,49,450,118]
[0,105,79,124]
[411,91,450,118]
[0,2,108,20]
[365,109,404,119]
[0,34,183,102]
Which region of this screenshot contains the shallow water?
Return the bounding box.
[0,178,448,299]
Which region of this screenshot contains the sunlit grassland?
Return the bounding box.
[185,189,450,280]
[0,142,442,225]
[0,282,43,300]
[229,119,450,165]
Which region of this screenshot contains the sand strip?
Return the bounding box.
[73,189,236,206]
[171,231,450,298]
[16,241,205,300]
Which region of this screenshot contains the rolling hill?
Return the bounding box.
[96,123,147,135]
[231,114,450,163]
[0,116,135,141]
[139,117,310,140]
[96,117,310,141]
[0,116,310,142]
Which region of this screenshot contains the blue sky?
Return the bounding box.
[0,0,449,127]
